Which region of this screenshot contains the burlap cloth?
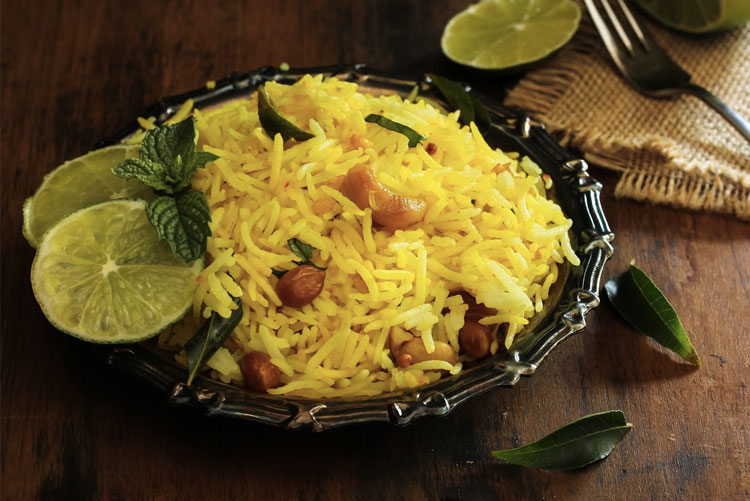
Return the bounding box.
[504,13,750,221]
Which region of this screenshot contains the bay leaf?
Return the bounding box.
[605,264,700,366]
[492,410,632,470]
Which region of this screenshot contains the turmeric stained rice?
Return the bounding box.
[159,74,580,398]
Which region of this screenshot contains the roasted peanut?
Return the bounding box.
[459,320,492,359]
[388,326,414,354]
[352,274,369,294]
[398,338,456,366]
[350,133,374,150]
[396,353,413,368]
[276,265,326,308]
[340,164,426,229]
[240,352,280,391]
[311,197,336,215]
[445,290,498,320]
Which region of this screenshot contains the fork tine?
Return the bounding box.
[583,0,628,69]
[601,0,635,55]
[615,0,649,50]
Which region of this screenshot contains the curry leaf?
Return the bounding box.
[257,84,315,142]
[491,410,632,470]
[470,93,492,131]
[605,264,700,366]
[185,295,243,386]
[427,73,490,131]
[288,237,314,262]
[281,238,326,271]
[364,114,426,147]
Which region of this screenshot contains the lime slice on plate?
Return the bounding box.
[634,0,750,34]
[441,0,582,70]
[31,200,203,343]
[23,144,152,247]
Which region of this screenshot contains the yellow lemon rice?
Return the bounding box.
[157,74,580,398]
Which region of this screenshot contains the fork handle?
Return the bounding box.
[681,83,750,144]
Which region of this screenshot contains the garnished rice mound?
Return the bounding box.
[161,74,580,398]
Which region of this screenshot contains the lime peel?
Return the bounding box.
[31,199,203,344]
[634,0,750,34]
[441,0,582,70]
[23,144,150,248]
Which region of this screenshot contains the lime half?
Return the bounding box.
[23,144,152,248]
[635,0,750,33]
[441,0,582,70]
[31,200,203,343]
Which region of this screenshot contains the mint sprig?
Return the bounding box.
[113,118,217,262]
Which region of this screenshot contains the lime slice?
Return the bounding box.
[634,0,750,33]
[441,0,582,70]
[23,144,153,248]
[31,200,203,343]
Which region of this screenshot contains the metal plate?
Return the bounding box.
[95,64,614,431]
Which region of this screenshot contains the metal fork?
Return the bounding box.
[584,0,750,144]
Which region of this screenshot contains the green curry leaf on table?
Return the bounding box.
[605,263,700,366]
[492,410,632,470]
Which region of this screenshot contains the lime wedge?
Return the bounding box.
[440,0,582,70]
[23,144,152,248]
[634,0,750,33]
[31,200,202,343]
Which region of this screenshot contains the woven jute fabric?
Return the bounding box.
[505,14,750,221]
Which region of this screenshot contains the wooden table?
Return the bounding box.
[2,1,748,499]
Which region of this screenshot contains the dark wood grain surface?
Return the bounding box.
[2,1,748,499]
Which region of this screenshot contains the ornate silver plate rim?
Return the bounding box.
[94,64,614,431]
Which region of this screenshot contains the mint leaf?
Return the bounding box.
[139,118,217,192]
[146,191,211,262]
[112,158,174,193]
[175,150,218,193]
[365,114,426,147]
[113,119,218,262]
[141,118,196,172]
[491,410,632,471]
